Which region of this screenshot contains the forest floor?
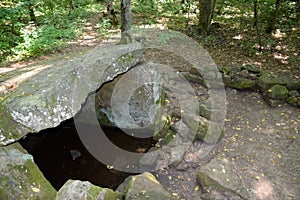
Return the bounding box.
[155,88,300,200]
[1,13,299,200]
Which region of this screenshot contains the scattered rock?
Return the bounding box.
[240,64,261,74]
[55,180,122,200]
[286,96,300,107]
[229,77,256,90]
[257,71,297,91]
[262,96,284,107]
[222,74,232,87]
[289,90,300,97]
[117,172,178,200]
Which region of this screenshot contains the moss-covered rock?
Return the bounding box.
[257,71,296,91]
[229,78,256,90]
[264,84,289,100]
[0,143,56,200]
[286,96,300,107]
[289,90,300,97]
[240,64,261,74]
[117,172,178,200]
[55,180,122,200]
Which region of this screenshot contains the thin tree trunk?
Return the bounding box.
[216,0,225,15]
[69,0,75,15]
[107,0,118,25]
[253,0,258,27]
[120,0,133,44]
[253,0,262,51]
[266,0,282,34]
[198,0,216,35]
[28,4,36,23]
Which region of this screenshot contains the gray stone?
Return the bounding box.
[286,96,300,107]
[286,80,300,90]
[222,74,232,87]
[196,154,249,199]
[289,90,300,97]
[55,180,122,200]
[95,62,164,130]
[229,78,256,90]
[0,143,56,199]
[240,64,261,74]
[257,71,299,91]
[239,70,250,78]
[263,96,284,107]
[219,66,232,75]
[117,172,177,200]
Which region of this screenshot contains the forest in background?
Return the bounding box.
[0,0,299,69]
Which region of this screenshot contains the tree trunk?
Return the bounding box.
[120,0,133,44]
[107,0,118,26]
[253,0,258,27]
[27,5,36,23]
[266,0,282,34]
[253,0,262,51]
[198,0,217,35]
[69,0,75,14]
[216,0,225,15]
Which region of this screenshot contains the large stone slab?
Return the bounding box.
[0,43,144,145]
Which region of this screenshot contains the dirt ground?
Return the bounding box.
[154,88,300,200]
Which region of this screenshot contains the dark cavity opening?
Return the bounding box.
[19,118,155,190]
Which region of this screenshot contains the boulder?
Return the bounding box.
[0,43,144,146]
[264,84,289,100]
[55,180,122,200]
[0,143,56,199]
[117,172,178,200]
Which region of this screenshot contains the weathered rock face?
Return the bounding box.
[95,62,163,130]
[117,172,178,200]
[0,143,56,199]
[0,43,144,145]
[55,180,122,200]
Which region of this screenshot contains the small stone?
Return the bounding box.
[286,96,300,107]
[289,90,300,97]
[241,64,261,74]
[229,78,256,90]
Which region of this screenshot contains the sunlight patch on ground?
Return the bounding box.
[272,29,287,38]
[0,65,51,93]
[232,34,243,40]
[254,179,276,200]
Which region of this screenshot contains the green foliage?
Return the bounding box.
[0,0,105,65]
[95,18,113,36]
